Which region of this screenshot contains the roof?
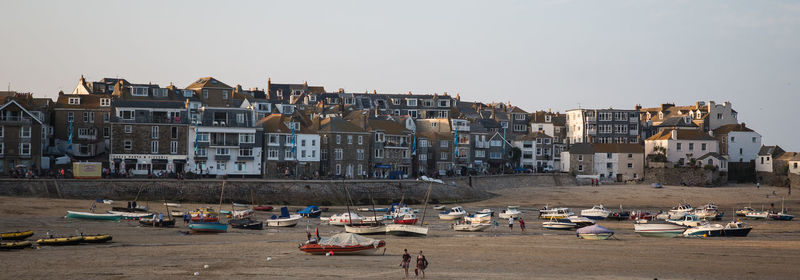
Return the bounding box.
[645,129,716,141]
[0,99,44,124]
[592,143,644,154]
[758,145,784,156]
[776,152,800,162]
[713,123,755,135]
[656,117,698,128]
[185,77,232,90]
[568,143,594,154]
[697,152,727,161]
[314,117,365,133]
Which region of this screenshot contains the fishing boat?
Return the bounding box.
[81,234,113,243]
[567,216,596,228]
[667,214,708,227]
[633,221,686,238]
[576,225,614,240]
[345,223,387,235]
[769,198,795,221]
[476,209,495,216]
[607,205,631,221]
[453,222,493,232]
[683,223,724,237]
[391,207,419,225]
[385,224,429,236]
[107,211,153,220]
[694,203,723,220]
[668,203,694,216]
[299,233,386,255]
[540,207,573,220]
[721,220,752,237]
[464,213,492,224]
[266,207,302,227]
[745,210,769,219]
[329,212,364,226]
[580,205,610,220]
[438,206,468,220]
[1,230,34,240]
[736,207,756,217]
[188,222,228,234]
[0,240,32,250]
[297,205,322,218]
[189,208,220,222]
[499,206,523,219]
[433,205,446,210]
[36,236,84,246]
[139,217,176,227]
[253,205,274,211]
[228,217,264,230]
[66,211,122,221]
[542,217,577,230]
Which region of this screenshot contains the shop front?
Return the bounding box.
[110,154,187,177]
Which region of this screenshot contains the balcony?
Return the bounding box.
[384,141,410,148]
[113,114,189,124]
[0,116,33,125]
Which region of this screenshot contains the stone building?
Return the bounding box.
[257,113,320,179]
[55,76,114,163]
[566,108,640,144]
[313,117,371,178]
[0,97,46,175]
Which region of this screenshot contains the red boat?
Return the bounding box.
[299,233,386,255]
[630,210,657,221]
[393,217,418,225]
[253,206,274,211]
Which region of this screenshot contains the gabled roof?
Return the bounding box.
[646,129,715,141]
[186,77,232,90]
[568,143,594,154]
[592,143,643,154]
[758,145,784,156]
[314,117,365,133]
[697,152,727,161]
[713,123,755,135]
[776,152,800,162]
[0,99,44,124]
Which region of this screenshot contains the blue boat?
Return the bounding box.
[297,205,321,218]
[188,222,228,234]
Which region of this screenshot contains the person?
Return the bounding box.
[519,217,526,232]
[508,216,514,230]
[415,251,428,278]
[400,249,411,278]
[757,182,760,189]
[183,213,190,225]
[90,202,96,213]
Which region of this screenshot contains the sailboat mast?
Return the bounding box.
[218,181,226,211]
[420,182,433,224]
[343,179,353,226]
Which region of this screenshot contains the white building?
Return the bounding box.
[712,124,761,163]
[644,129,720,166]
[512,135,537,170]
[756,146,785,173]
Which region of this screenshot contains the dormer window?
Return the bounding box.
[183,89,194,97]
[438,100,450,107]
[132,87,148,96]
[68,97,81,105]
[407,99,417,106]
[100,98,110,107]
[154,88,167,97]
[514,114,525,120]
[392,99,401,105]
[292,90,302,96]
[423,100,434,107]
[545,115,551,122]
[308,95,317,102]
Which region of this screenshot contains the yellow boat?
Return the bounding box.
[1,240,32,250]
[36,236,84,246]
[1,230,34,240]
[81,234,113,243]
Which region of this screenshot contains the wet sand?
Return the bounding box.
[1,183,799,279]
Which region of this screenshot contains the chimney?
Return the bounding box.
[373,90,377,94]
[408,91,412,95]
[671,129,678,140]
[338,88,344,94]
[443,92,448,96]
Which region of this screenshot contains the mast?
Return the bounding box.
[342,179,353,226]
[218,181,226,212]
[370,191,379,225]
[419,181,433,225]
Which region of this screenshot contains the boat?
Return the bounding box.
[266,207,302,227]
[499,206,523,219]
[391,207,419,225]
[356,207,388,212]
[668,214,708,227]
[542,217,577,230]
[189,208,220,222]
[567,216,596,228]
[66,211,122,221]
[476,209,495,216]
[345,223,387,235]
[96,199,114,204]
[170,210,185,218]
[694,203,723,220]
[630,210,658,221]
[362,216,386,223]
[683,223,724,237]
[253,205,274,211]
[1,230,34,240]
[769,198,795,221]
[607,205,630,221]
[164,203,181,208]
[36,236,84,246]
[668,203,694,216]
[736,207,756,217]
[464,213,492,224]
[0,240,32,250]
[111,206,150,213]
[438,206,468,220]
[329,212,364,226]
[721,220,752,237]
[652,182,663,188]
[633,222,686,238]
[299,233,386,255]
[81,234,113,243]
[540,207,573,220]
[139,217,176,227]
[745,210,768,219]
[452,222,493,232]
[107,211,153,220]
[188,222,228,234]
[580,205,610,220]
[233,202,249,208]
[297,205,322,218]
[385,224,429,236]
[220,210,232,215]
[232,208,254,219]
[576,225,614,240]
[228,217,264,230]
[433,205,446,210]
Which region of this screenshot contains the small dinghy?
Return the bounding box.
[0,240,32,250]
[297,205,322,218]
[107,211,153,220]
[36,236,84,246]
[81,234,113,243]
[139,217,176,227]
[433,205,446,210]
[1,230,34,240]
[499,206,522,219]
[567,216,596,228]
[188,222,228,234]
[66,211,122,221]
[476,209,495,216]
[299,233,386,255]
[266,207,302,227]
[634,221,686,238]
[464,213,492,224]
[576,225,614,240]
[229,217,264,230]
[170,210,185,218]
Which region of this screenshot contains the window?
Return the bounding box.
[124,125,132,133]
[170,141,178,154]
[739,148,743,155]
[419,139,428,148]
[20,126,31,138]
[440,140,448,148]
[0,143,3,155]
[606,162,613,168]
[403,150,409,158]
[239,149,253,157]
[217,162,226,171]
[676,143,682,150]
[348,135,353,144]
[689,143,694,150]
[68,97,81,105]
[578,165,583,171]
[197,133,210,142]
[267,149,278,159]
[132,87,148,96]
[440,152,448,160]
[475,150,485,158]
[17,143,31,156]
[197,148,207,157]
[235,162,246,171]
[236,113,244,124]
[311,139,316,146]
[701,143,707,151]
[222,90,229,100]
[239,133,255,144]
[752,137,757,143]
[120,110,134,120]
[103,112,109,122]
[730,137,735,143]
[438,100,449,107]
[578,155,583,161]
[419,154,427,161]
[336,135,341,144]
[151,126,158,139]
[490,140,501,147]
[301,150,306,158]
[607,152,612,159]
[321,149,328,160]
[334,149,343,160]
[68,112,74,122]
[336,164,342,175]
[408,110,418,118]
[83,112,89,122]
[171,127,179,139]
[375,132,384,142]
[216,148,230,155]
[717,113,722,120]
[407,99,417,106]
[202,90,209,99]
[151,141,158,153]
[490,152,501,159]
[357,149,364,160]
[375,149,384,158]
[627,163,633,168]
[268,134,279,145]
[100,98,110,106]
[513,124,526,131]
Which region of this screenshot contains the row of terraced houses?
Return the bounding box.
[1,76,795,182]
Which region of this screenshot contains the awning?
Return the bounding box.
[375,164,392,169]
[123,159,137,164]
[152,159,168,164]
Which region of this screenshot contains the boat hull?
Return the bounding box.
[188,222,228,234]
[438,214,465,220]
[721,227,752,237]
[542,222,576,230]
[453,223,492,232]
[36,236,84,246]
[385,224,428,237]
[266,215,301,227]
[684,228,723,237]
[578,233,613,240]
[634,224,685,238]
[1,230,34,240]
[139,218,176,227]
[81,235,113,243]
[299,241,386,255]
[392,218,418,225]
[66,211,122,221]
[0,241,32,249]
[344,224,387,235]
[769,214,794,221]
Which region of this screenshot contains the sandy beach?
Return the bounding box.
[1,183,799,279]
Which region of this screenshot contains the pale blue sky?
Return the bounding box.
[1,1,798,150]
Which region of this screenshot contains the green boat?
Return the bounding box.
[188,222,228,234]
[66,211,122,221]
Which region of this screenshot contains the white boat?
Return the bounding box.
[433,205,446,210]
[694,203,722,220]
[567,216,596,228]
[476,209,494,216]
[634,222,686,238]
[107,211,153,219]
[499,206,522,219]
[540,208,573,219]
[164,203,181,208]
[345,224,387,235]
[361,215,385,223]
[668,203,694,216]
[684,223,724,237]
[385,224,428,237]
[328,212,364,226]
[266,207,302,227]
[453,223,492,232]
[576,225,614,240]
[580,205,610,220]
[736,207,756,217]
[232,209,254,218]
[438,206,468,220]
[170,210,185,218]
[745,211,768,219]
[668,214,708,227]
[464,213,492,223]
[233,203,249,208]
[542,217,576,230]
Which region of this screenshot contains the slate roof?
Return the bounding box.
[758,145,784,156]
[697,152,727,161]
[592,143,644,154]
[569,143,594,154]
[713,123,755,135]
[646,129,716,141]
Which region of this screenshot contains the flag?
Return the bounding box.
[411,134,416,156]
[67,117,73,152]
[290,124,296,155]
[453,128,459,157]
[194,123,199,153]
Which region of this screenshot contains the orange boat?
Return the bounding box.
[299,233,386,255]
[189,207,219,222]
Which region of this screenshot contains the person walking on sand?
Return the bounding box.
[757,182,760,189]
[519,217,526,232]
[508,216,514,230]
[400,249,411,278]
[415,250,428,278]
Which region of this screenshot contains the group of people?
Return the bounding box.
[400,249,428,278]
[507,216,526,231]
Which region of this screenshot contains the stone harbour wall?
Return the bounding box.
[643,167,726,187]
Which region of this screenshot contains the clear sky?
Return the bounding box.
[1,1,798,150]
